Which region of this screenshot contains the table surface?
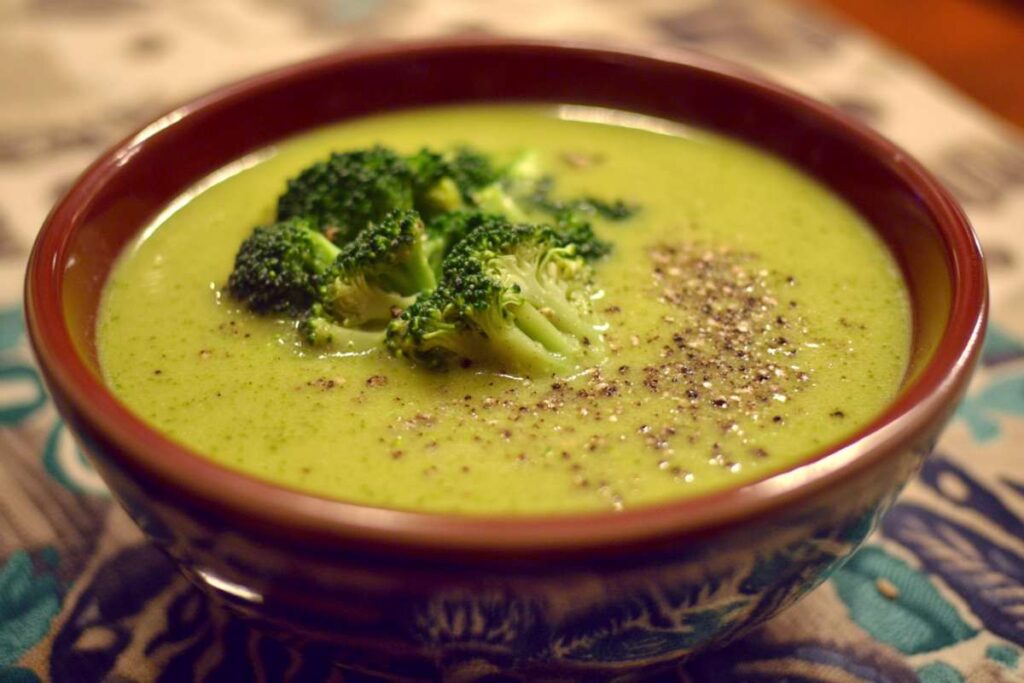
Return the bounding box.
[811,0,1024,129]
[1,1,1023,681]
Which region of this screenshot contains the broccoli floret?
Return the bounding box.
[387,283,566,372]
[406,149,462,218]
[421,146,616,266]
[447,147,502,193]
[407,147,502,218]
[386,221,606,375]
[472,153,638,232]
[231,144,627,366]
[298,303,384,352]
[423,210,513,272]
[467,150,540,221]
[549,211,613,261]
[524,176,639,223]
[318,274,412,328]
[336,209,437,296]
[465,150,637,230]
[277,147,414,243]
[383,288,466,369]
[470,184,529,222]
[424,208,611,276]
[572,197,638,221]
[227,218,339,315]
[228,211,431,343]
[321,209,433,326]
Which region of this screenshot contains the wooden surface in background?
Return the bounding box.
[809,0,1024,130]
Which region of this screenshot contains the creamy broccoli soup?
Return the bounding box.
[97,105,911,514]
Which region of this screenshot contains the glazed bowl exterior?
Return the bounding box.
[25,41,986,680]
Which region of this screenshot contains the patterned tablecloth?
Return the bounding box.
[1,1,1022,681]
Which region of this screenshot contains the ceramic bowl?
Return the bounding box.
[25,40,987,680]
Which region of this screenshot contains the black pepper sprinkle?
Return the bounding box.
[375,242,826,501]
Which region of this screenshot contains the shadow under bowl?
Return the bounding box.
[24,40,987,680]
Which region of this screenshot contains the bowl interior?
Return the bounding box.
[28,41,986,551]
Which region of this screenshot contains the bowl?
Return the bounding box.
[24,40,987,680]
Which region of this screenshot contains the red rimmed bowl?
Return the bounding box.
[25,40,986,680]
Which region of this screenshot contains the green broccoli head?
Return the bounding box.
[233,144,629,367]
[406,146,502,218]
[316,209,433,327]
[482,153,638,231]
[387,220,607,375]
[428,208,611,263]
[446,147,502,195]
[227,218,339,315]
[465,150,540,221]
[276,146,414,242]
[337,209,437,296]
[423,210,514,272]
[384,287,465,369]
[549,211,613,261]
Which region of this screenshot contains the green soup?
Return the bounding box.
[97,105,911,515]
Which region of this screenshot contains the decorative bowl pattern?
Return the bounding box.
[24,40,986,679]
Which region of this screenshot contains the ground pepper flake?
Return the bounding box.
[375,241,832,511]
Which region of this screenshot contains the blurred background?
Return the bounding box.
[1,0,1022,276]
[811,0,1024,129]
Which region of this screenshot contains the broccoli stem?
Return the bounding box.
[512,301,576,356]
[328,278,412,327]
[501,257,596,341]
[309,230,342,262]
[300,316,383,352]
[376,249,438,296]
[486,320,570,374]
[530,287,594,340]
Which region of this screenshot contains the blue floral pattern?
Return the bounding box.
[832,546,976,654]
[0,551,62,669]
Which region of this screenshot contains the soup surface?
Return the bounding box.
[98,105,911,514]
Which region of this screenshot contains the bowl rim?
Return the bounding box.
[24,38,988,557]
